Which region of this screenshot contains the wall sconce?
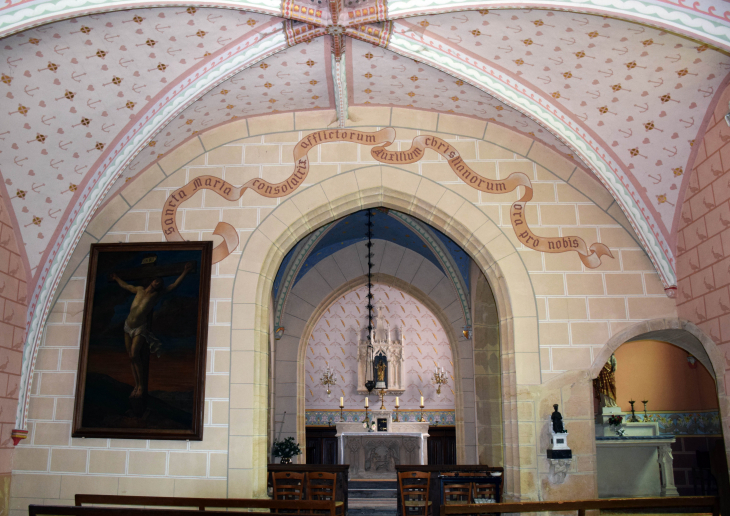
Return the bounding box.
[432,365,448,396]
[725,102,730,127]
[274,327,285,340]
[687,354,698,368]
[320,365,337,397]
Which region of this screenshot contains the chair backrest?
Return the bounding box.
[443,483,471,505]
[472,482,498,502]
[272,471,307,501]
[398,471,431,516]
[307,471,337,501]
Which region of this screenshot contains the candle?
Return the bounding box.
[395,397,400,408]
[340,397,344,408]
[365,397,369,408]
[420,396,424,406]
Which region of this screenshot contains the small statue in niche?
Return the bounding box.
[593,353,618,408]
[377,361,385,382]
[551,404,565,434]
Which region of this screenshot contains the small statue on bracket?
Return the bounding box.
[547,403,572,484]
[551,404,565,434]
[547,404,572,460]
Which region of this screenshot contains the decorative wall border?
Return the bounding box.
[273,223,333,330]
[305,409,456,425]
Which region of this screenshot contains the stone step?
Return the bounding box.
[348,498,397,511]
[349,489,397,499]
[350,480,397,489]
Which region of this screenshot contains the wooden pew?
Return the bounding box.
[73,494,339,515]
[438,495,720,516]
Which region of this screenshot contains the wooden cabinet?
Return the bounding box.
[305,427,338,465]
[427,426,456,465]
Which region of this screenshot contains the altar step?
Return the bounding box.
[349,479,398,498]
[348,479,397,516]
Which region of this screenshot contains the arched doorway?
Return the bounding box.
[268,207,500,467]
[591,321,727,498]
[229,166,540,498]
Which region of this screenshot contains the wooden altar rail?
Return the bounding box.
[439,496,720,516]
[71,494,339,515]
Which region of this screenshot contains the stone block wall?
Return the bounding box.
[8,108,682,506]
[0,192,29,515]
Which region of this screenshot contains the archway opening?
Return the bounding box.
[268,207,503,470]
[593,338,725,498]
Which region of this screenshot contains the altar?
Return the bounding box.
[595,408,678,498]
[336,411,429,479]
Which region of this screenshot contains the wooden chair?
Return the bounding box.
[472,482,499,503]
[443,483,471,505]
[306,472,344,515]
[398,471,432,516]
[272,471,306,512]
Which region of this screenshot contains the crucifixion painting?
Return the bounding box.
[72,242,212,440]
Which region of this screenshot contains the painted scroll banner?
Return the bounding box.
[371,135,613,268]
[161,128,395,262]
[161,127,612,268]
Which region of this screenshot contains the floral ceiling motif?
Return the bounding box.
[399,10,730,241]
[347,37,584,167]
[104,36,332,201]
[0,8,276,276]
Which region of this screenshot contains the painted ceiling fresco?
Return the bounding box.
[347,37,585,167]
[3,0,730,430]
[306,283,456,409]
[0,8,277,277]
[398,10,729,240]
[102,35,332,202]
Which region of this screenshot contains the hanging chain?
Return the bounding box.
[365,209,374,336]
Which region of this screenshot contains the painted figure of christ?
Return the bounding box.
[110,262,193,398]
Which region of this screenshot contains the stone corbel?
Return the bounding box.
[547,458,573,485]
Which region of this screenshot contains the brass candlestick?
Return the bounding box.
[629,399,639,422]
[379,388,386,410]
[642,400,648,420]
[419,402,425,422]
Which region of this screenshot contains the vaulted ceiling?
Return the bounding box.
[2,0,730,425]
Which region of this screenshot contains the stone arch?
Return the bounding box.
[589,317,729,465]
[590,318,724,384]
[294,273,471,463]
[230,164,539,497]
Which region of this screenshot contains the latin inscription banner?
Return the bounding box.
[161,128,612,268]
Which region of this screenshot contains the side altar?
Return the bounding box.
[336,411,429,479]
[595,407,678,498]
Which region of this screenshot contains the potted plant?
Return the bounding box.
[272,436,302,464]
